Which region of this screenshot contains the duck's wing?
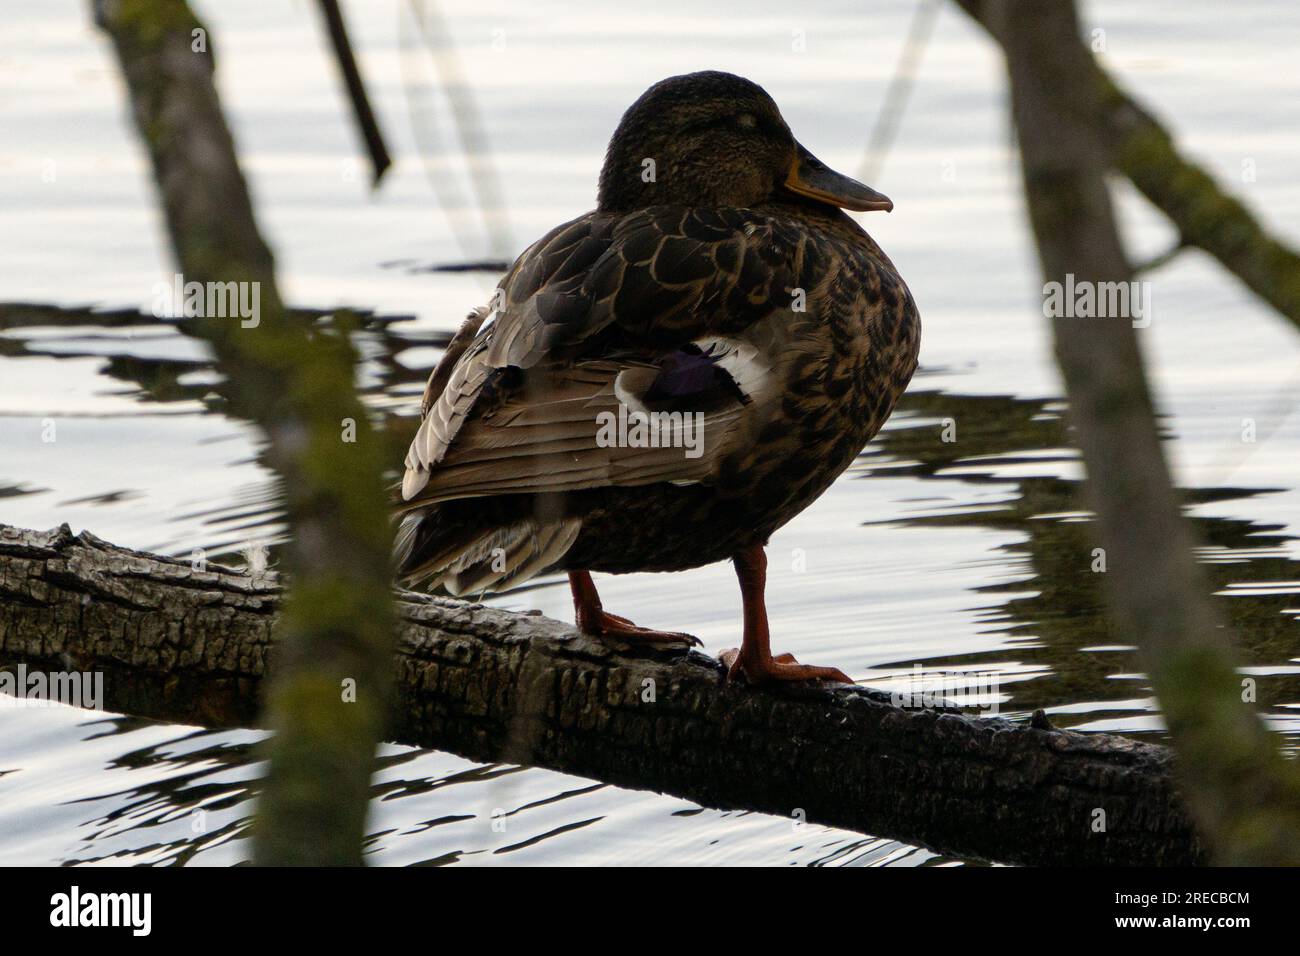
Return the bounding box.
[400,205,809,506]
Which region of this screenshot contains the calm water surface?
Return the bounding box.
[1,0,1298,865]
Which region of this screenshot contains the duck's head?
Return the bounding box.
[597,71,891,215]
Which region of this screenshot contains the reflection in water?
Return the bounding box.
[862,389,1300,739]
[64,720,259,866]
[1,307,1298,865]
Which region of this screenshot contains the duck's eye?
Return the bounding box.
[736,113,758,129]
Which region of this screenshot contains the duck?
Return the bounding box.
[395,71,920,685]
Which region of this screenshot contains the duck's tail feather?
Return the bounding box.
[395,506,580,596]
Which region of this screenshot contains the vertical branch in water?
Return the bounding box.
[974,0,1300,863]
[92,0,395,864]
[315,0,393,186]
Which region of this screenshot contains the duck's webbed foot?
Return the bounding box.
[719,648,852,685]
[583,609,701,646]
[569,571,701,646]
[720,545,854,686]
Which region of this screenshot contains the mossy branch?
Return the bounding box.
[93,0,396,865]
[955,0,1300,334]
[1099,77,1300,329]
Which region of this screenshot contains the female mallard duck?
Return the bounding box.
[396,71,920,685]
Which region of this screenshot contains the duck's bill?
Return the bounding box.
[784,144,893,212]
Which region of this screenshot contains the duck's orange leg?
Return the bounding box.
[569,571,700,646]
[720,545,853,685]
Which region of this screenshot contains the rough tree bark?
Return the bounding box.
[973,0,1300,865]
[0,523,1207,866]
[93,0,396,865]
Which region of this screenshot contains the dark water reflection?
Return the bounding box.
[864,389,1300,734]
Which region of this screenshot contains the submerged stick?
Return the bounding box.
[0,523,1206,866]
[316,0,393,185]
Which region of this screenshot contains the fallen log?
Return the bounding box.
[0,523,1206,865]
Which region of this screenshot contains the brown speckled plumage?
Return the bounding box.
[395,72,920,670]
